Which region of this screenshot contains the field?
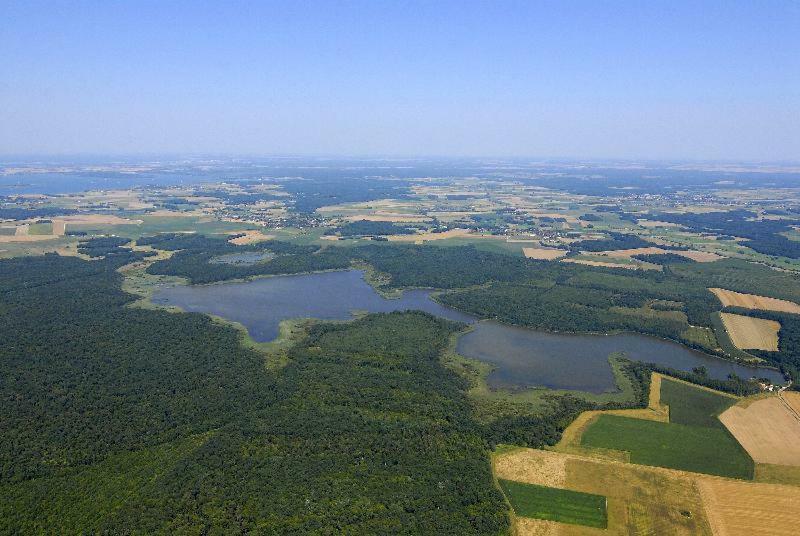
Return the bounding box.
[580,414,754,479]
[494,448,713,535]
[719,312,780,351]
[710,287,800,314]
[561,258,639,269]
[697,477,800,536]
[228,229,275,244]
[719,396,800,466]
[522,247,567,260]
[659,376,738,428]
[498,479,607,529]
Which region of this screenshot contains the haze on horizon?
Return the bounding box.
[1,0,798,161]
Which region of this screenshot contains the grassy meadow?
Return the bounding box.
[498,479,607,528]
[581,413,753,479]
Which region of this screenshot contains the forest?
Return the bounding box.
[1,252,603,533]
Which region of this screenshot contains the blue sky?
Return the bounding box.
[1,0,798,160]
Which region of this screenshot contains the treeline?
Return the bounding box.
[0,207,78,219]
[569,232,653,252]
[633,253,695,264]
[326,219,417,237]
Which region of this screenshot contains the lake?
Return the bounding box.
[151,269,474,342]
[151,269,784,392]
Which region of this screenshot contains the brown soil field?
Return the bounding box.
[720,397,800,466]
[523,247,568,260]
[698,477,800,536]
[710,288,800,314]
[719,313,780,351]
[228,230,275,245]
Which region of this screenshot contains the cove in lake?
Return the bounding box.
[151,269,784,393]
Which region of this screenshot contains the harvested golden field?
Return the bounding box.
[59,214,143,225]
[595,247,669,258]
[720,397,800,466]
[561,258,639,270]
[719,312,780,351]
[710,288,800,314]
[637,219,681,228]
[387,228,478,242]
[494,448,566,488]
[228,230,275,245]
[698,478,800,536]
[674,250,723,262]
[784,391,800,416]
[523,247,568,260]
[51,220,66,236]
[344,212,429,222]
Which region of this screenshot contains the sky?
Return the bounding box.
[1,0,799,160]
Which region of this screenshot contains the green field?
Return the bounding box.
[581,414,753,479]
[660,377,737,428]
[498,479,607,528]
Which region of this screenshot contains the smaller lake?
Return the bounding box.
[456,322,784,393]
[151,269,785,392]
[151,270,473,341]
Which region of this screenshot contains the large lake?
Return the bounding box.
[151,269,784,393]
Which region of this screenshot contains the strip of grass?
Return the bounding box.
[581,414,753,479]
[498,479,607,529]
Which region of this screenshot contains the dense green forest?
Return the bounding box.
[1,254,520,533]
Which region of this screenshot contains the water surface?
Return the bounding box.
[456,321,784,393]
[151,269,784,392]
[151,270,473,341]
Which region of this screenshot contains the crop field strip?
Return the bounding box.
[498,479,608,529]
